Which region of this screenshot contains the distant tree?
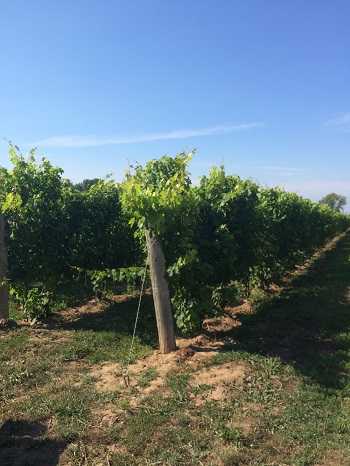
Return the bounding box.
[319,193,347,212]
[73,178,100,192]
[62,179,74,188]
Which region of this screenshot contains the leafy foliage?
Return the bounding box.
[82,266,150,299]
[121,150,197,237]
[0,144,67,286]
[62,180,139,271]
[1,145,350,329]
[0,144,140,319]
[9,285,51,321]
[121,152,350,335]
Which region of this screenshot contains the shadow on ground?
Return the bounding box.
[231,232,350,389]
[0,419,66,466]
[59,293,159,347]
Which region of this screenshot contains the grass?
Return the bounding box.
[1,233,350,464]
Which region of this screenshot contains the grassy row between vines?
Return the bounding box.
[1,232,350,465]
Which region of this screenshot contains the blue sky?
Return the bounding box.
[1,0,349,204]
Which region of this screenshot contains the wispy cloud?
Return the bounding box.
[260,167,307,178]
[28,123,265,148]
[325,113,350,133]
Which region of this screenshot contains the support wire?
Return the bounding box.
[124,256,150,387]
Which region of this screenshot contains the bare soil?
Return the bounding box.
[88,300,252,404]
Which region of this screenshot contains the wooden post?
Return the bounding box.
[0,210,9,321]
[146,229,176,354]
